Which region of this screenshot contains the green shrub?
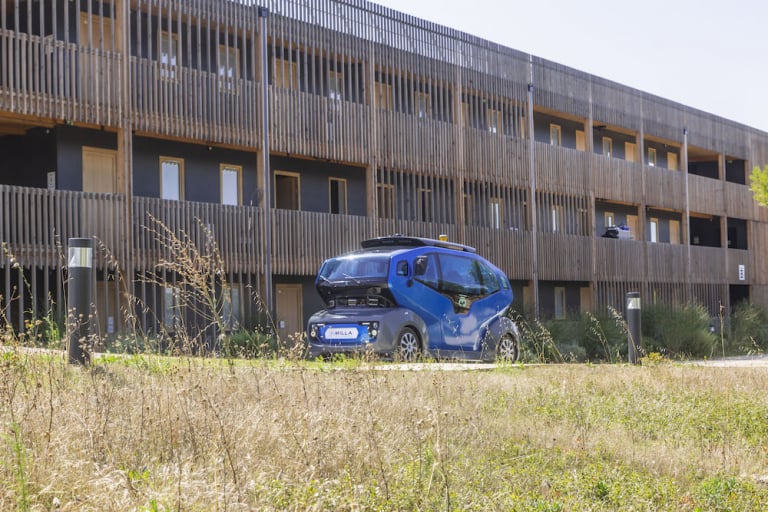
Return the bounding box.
[642,303,716,358]
[728,302,768,353]
[223,328,279,358]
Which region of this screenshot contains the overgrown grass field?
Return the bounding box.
[2,350,768,511]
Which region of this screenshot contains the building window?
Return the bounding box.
[602,137,613,157]
[551,205,564,233]
[163,286,181,330]
[554,287,566,319]
[327,70,343,100]
[669,219,681,244]
[160,157,184,200]
[415,91,430,119]
[488,108,502,134]
[461,102,471,128]
[489,198,503,229]
[159,31,179,81]
[464,193,474,225]
[549,124,562,146]
[221,285,241,331]
[418,188,433,222]
[218,45,240,90]
[650,218,659,243]
[648,147,657,167]
[375,82,393,110]
[274,171,300,210]
[329,178,347,214]
[377,183,395,219]
[220,164,242,206]
[668,152,679,171]
[274,57,298,89]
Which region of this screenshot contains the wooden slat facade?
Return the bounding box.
[1,0,768,334]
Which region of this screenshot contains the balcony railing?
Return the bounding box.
[270,88,370,164]
[645,166,685,210]
[0,185,755,288]
[688,174,724,215]
[0,30,121,126]
[130,58,260,148]
[590,153,643,204]
[0,185,126,269]
[534,144,590,196]
[133,197,265,274]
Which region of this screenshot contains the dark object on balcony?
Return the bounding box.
[603,224,631,240]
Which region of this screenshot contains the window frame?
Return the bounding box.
[549,123,562,146]
[220,164,242,206]
[375,81,393,111]
[274,170,301,210]
[648,147,657,167]
[649,217,659,243]
[377,183,395,219]
[602,136,613,157]
[329,177,348,214]
[159,30,180,81]
[160,156,184,201]
[488,107,502,134]
[551,204,564,233]
[489,197,503,229]
[218,44,240,92]
[163,286,182,331]
[328,70,343,101]
[554,286,566,320]
[415,90,431,119]
[417,187,433,222]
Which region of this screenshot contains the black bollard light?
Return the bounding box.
[67,238,93,365]
[626,291,641,365]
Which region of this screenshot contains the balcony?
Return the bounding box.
[0,30,121,127]
[645,166,685,210]
[534,143,589,195]
[130,58,260,148]
[688,174,724,216]
[0,185,127,269]
[377,108,457,174]
[590,153,643,204]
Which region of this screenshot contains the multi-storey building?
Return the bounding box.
[1,0,767,344]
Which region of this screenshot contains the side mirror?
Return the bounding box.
[396,260,409,277]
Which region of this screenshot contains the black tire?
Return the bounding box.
[496,333,519,362]
[395,327,421,361]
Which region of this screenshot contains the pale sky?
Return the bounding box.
[373,0,768,133]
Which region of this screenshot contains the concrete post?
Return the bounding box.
[67,238,93,365]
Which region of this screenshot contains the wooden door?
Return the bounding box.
[276,284,303,343]
[82,146,117,193]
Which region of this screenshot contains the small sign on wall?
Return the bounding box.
[738,264,746,281]
[47,171,56,190]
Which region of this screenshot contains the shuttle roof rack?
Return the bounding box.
[360,235,477,253]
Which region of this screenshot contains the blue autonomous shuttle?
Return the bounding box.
[307,235,519,361]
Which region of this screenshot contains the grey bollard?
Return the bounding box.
[626,292,641,365]
[67,238,93,365]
